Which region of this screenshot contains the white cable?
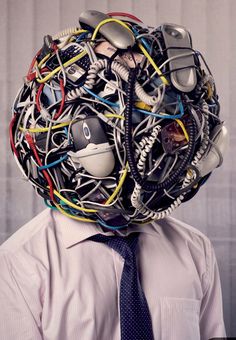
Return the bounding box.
[12,22,221,225]
[52,27,79,40]
[67,59,159,105]
[55,50,67,86]
[191,101,210,167]
[131,125,161,209]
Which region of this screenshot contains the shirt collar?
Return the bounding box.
[52,210,161,249]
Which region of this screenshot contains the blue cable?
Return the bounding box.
[83,87,119,107]
[135,95,184,119]
[64,127,72,144]
[178,95,184,116]
[38,154,68,171]
[52,201,126,229]
[83,88,184,120]
[135,108,183,119]
[97,218,128,230]
[75,32,88,42]
[132,27,151,53]
[44,199,57,210]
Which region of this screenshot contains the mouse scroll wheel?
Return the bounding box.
[83,122,91,140]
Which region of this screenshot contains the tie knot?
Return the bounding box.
[89,233,140,259]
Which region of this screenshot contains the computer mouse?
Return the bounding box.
[68,116,115,177]
[161,23,197,92]
[196,123,228,177]
[79,10,135,50]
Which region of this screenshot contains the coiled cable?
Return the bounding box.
[125,68,197,192]
[136,125,161,174]
[53,27,80,40]
[67,59,159,105]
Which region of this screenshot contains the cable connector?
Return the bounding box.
[25,133,36,151]
[40,35,55,58]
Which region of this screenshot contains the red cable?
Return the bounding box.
[25,133,54,201]
[9,114,19,158]
[36,78,64,119]
[54,79,65,120]
[26,48,42,81]
[36,84,44,112]
[35,67,49,84]
[107,12,143,23]
[52,43,58,52]
[28,64,49,82]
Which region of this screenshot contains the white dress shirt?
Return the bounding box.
[0,208,226,340]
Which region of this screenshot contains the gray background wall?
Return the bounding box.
[0,0,235,336]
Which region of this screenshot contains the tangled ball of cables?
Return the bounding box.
[9,11,226,230]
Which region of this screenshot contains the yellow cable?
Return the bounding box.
[54,168,129,216]
[105,113,125,120]
[38,53,51,68]
[138,43,169,86]
[19,121,71,133]
[53,162,128,216]
[69,29,88,36]
[206,82,213,99]
[54,203,95,222]
[68,29,89,42]
[105,163,128,205]
[135,101,152,111]
[175,119,189,142]
[187,168,193,176]
[36,50,87,83]
[66,30,88,43]
[92,18,132,40]
[53,189,97,213]
[37,30,88,69]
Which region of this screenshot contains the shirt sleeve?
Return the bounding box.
[0,251,43,340]
[199,240,226,339]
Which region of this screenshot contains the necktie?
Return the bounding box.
[89,232,154,340]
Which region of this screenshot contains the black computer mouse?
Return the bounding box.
[69,116,115,177]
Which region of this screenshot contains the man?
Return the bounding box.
[0,10,227,340]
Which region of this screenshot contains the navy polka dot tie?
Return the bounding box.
[89,233,154,340]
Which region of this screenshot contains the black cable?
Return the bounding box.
[106,49,121,79]
[169,165,200,197]
[124,67,197,192]
[161,65,199,77]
